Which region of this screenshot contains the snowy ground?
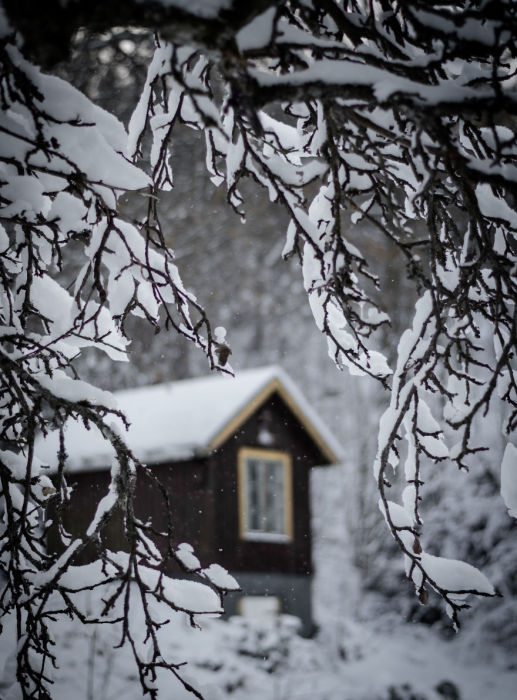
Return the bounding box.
[1,468,515,699]
[1,603,515,699]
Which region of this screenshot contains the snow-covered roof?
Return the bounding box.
[36,366,343,472]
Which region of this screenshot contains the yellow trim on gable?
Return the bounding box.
[210,381,277,453]
[209,378,339,463]
[237,447,293,541]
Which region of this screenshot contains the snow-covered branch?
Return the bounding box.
[0,33,236,699]
[117,0,517,624]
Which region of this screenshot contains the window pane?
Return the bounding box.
[271,461,285,533]
[244,455,287,536]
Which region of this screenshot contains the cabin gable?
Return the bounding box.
[208,378,339,463]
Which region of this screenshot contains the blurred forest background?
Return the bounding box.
[46,27,517,696]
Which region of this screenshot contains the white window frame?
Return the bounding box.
[237,447,293,543]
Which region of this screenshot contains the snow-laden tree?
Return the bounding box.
[2,0,517,696]
[0,11,240,700]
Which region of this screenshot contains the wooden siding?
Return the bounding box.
[47,469,121,564]
[136,456,214,562]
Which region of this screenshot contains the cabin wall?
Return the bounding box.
[47,469,118,563]
[137,457,214,562]
[49,456,213,568]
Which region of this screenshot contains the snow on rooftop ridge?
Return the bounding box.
[35,366,344,472]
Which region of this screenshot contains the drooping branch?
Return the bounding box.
[116,1,517,626]
[0,31,238,699]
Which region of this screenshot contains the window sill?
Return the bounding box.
[242,532,291,544]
